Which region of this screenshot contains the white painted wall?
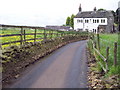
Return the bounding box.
[74,18,107,33]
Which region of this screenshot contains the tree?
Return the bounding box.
[62,24,66,26]
[111,10,117,24]
[116,8,119,24]
[70,14,75,29]
[97,8,106,11]
[66,17,71,26]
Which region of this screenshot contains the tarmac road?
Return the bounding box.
[10,40,88,88]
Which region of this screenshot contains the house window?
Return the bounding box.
[97,19,99,23]
[85,19,89,23]
[77,20,80,23]
[93,19,94,23]
[101,19,105,23]
[80,20,83,23]
[87,20,89,23]
[77,19,83,23]
[95,20,96,23]
[103,19,105,23]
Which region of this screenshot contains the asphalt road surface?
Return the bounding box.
[10,40,88,88]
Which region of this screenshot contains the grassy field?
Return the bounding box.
[0,27,80,48]
[99,34,119,64]
[0,28,61,48]
[88,33,120,76]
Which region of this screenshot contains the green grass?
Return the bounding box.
[1,28,42,48]
[99,34,119,65]
[1,28,83,49]
[92,33,120,76]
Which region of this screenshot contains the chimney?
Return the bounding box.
[94,7,97,11]
[79,4,82,12]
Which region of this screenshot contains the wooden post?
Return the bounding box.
[23,29,26,43]
[44,29,46,39]
[94,41,97,49]
[106,47,109,72]
[34,28,37,43]
[20,27,23,45]
[92,33,94,40]
[49,30,51,39]
[51,30,53,38]
[57,31,59,37]
[61,32,63,37]
[97,33,100,50]
[62,31,65,37]
[114,42,117,66]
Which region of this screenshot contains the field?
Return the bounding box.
[99,34,119,65]
[90,33,120,76]
[0,27,65,48]
[1,26,87,49]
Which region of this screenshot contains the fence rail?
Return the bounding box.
[0,24,88,47]
[89,33,119,73]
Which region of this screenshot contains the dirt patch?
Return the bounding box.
[87,48,120,89]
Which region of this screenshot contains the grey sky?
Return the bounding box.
[0,0,119,27]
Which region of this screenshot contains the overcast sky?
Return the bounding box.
[0,0,119,27]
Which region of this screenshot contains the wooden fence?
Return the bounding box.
[0,24,88,47]
[89,33,118,73]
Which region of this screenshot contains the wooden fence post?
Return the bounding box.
[49,30,51,39]
[44,29,46,39]
[92,33,94,40]
[60,31,62,37]
[34,28,37,43]
[57,31,59,37]
[106,47,109,72]
[63,32,65,36]
[114,42,117,66]
[94,41,97,49]
[20,27,23,46]
[97,33,100,50]
[23,29,26,43]
[51,30,53,38]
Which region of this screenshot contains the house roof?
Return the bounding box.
[75,10,113,18]
[45,26,71,30]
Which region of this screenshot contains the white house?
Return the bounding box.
[74,4,114,33]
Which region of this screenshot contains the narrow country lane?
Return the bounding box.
[10,40,88,88]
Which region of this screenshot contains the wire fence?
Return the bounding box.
[89,33,119,73]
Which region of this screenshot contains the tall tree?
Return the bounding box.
[66,17,71,26]
[70,14,75,29]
